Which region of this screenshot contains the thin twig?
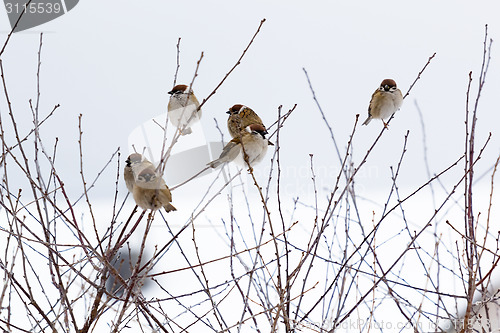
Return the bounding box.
[197,18,266,111]
[0,0,34,57]
[173,37,181,87]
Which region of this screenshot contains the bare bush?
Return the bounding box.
[0,20,498,333]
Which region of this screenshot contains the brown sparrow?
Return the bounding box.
[124,153,146,192]
[227,104,267,139]
[124,153,176,212]
[168,84,201,135]
[208,124,272,169]
[362,79,403,127]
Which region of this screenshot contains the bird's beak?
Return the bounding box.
[168,90,174,95]
[383,85,390,91]
[226,110,231,114]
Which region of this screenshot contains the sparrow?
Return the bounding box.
[227,104,267,139]
[124,153,147,192]
[124,153,176,212]
[362,79,403,127]
[208,124,272,169]
[167,84,201,135]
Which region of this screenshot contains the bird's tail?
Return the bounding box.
[362,117,372,126]
[164,203,177,212]
[207,159,222,169]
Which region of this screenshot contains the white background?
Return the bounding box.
[1,1,499,199]
[1,1,500,331]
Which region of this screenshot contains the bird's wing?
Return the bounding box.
[191,93,201,110]
[220,138,242,162]
[241,108,265,129]
[367,90,378,117]
[160,179,172,202]
[208,138,242,168]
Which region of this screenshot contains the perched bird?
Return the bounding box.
[167,84,201,135]
[208,124,272,169]
[227,104,266,139]
[124,153,147,192]
[124,153,176,212]
[362,79,403,127]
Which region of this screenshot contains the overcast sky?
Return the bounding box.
[1,1,499,204]
[2,1,500,330]
[0,1,499,200]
